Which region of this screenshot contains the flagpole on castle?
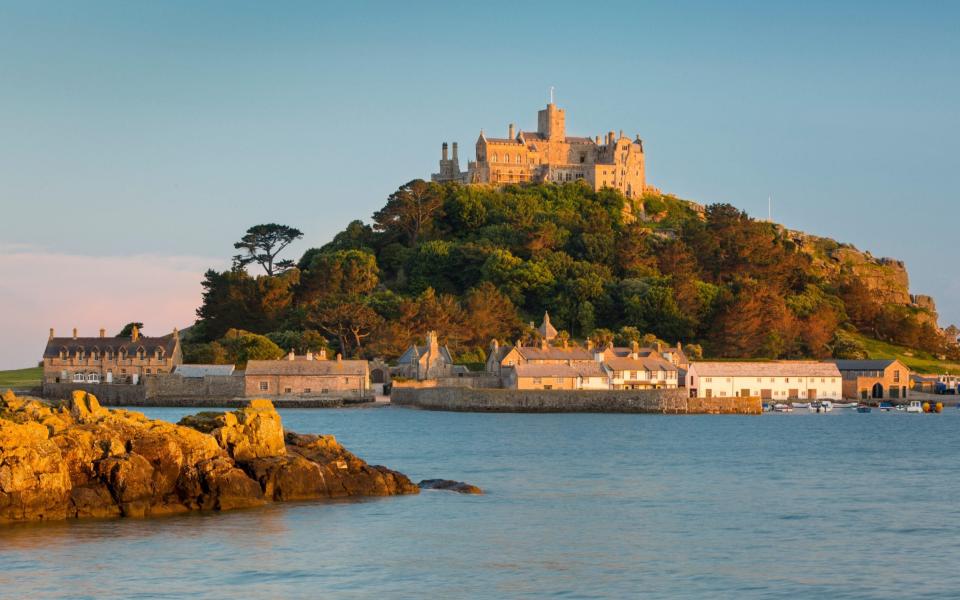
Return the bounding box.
[549,86,554,104]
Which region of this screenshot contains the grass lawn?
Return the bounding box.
[0,366,43,389]
[853,334,960,375]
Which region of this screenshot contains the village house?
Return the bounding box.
[395,331,457,381]
[506,362,609,390]
[604,350,679,389]
[245,349,370,399]
[42,326,182,385]
[686,362,842,401]
[827,359,910,400]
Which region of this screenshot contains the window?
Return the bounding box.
[533,377,542,385]
[304,388,311,394]
[515,155,521,164]
[146,368,152,374]
[785,378,790,383]
[555,377,564,384]
[343,377,349,384]
[893,370,900,383]
[321,388,329,394]
[284,387,292,394]
[259,381,269,391]
[491,154,498,163]
[705,377,712,383]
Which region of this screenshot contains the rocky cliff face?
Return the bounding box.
[0,390,418,523]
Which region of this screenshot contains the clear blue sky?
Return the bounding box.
[1,1,958,367]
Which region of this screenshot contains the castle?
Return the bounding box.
[432,101,652,199]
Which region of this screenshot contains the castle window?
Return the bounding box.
[491,154,498,163]
[580,153,586,164]
[515,155,521,164]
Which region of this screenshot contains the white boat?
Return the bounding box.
[810,401,833,413]
[773,403,793,412]
[832,402,857,409]
[792,402,810,409]
[906,401,924,413]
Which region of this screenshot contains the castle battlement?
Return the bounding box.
[432,102,652,200]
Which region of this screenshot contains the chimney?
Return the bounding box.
[442,142,449,161]
[72,328,78,339]
[608,131,615,144]
[319,348,327,360]
[631,341,638,359]
[562,339,568,349]
[586,339,594,351]
[508,123,515,139]
[336,353,342,362]
[452,142,459,162]
[49,328,55,340]
[595,135,600,145]
[619,129,624,139]
[173,327,179,340]
[656,341,663,353]
[131,325,139,342]
[287,350,295,361]
[100,328,106,338]
[306,351,314,361]
[516,339,522,349]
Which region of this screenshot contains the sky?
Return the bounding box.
[1,0,958,369]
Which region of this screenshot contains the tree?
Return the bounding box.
[299,249,379,303]
[233,223,304,276]
[116,322,144,338]
[372,180,444,246]
[218,328,285,369]
[309,300,383,358]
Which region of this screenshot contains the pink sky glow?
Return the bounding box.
[0,245,224,370]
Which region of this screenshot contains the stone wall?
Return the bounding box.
[145,374,244,400]
[43,374,243,406]
[393,374,502,390]
[392,387,760,414]
[42,382,146,404]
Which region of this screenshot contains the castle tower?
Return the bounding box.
[537,103,565,141]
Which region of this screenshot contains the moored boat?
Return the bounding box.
[773,403,793,412]
[906,401,924,413]
[856,405,872,413]
[792,402,810,409]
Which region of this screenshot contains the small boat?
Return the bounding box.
[856,405,872,413]
[833,402,857,409]
[810,401,833,413]
[906,401,924,413]
[792,402,810,409]
[878,402,893,412]
[773,403,793,412]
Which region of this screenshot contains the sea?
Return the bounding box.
[1,406,959,599]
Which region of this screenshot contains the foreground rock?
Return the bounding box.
[418,479,483,494]
[0,390,418,523]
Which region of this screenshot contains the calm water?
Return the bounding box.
[2,407,959,599]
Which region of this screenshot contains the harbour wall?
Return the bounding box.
[392,387,761,414]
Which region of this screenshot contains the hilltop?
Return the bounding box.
[187,180,959,368]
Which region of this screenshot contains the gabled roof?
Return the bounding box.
[246,357,368,376]
[689,361,841,377]
[44,334,177,358]
[514,345,594,362]
[514,362,606,378]
[397,344,453,365]
[827,359,899,371]
[606,356,678,372]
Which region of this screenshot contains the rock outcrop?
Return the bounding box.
[0,391,418,523]
[418,479,483,494]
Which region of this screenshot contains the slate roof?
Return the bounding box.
[515,346,594,362]
[690,361,841,377]
[606,356,678,373]
[44,334,177,358]
[173,364,235,378]
[246,357,368,376]
[396,344,454,365]
[827,359,898,371]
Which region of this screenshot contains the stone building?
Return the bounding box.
[42,326,182,385]
[506,362,609,391]
[686,362,842,401]
[245,350,370,399]
[433,101,653,201]
[395,331,455,381]
[827,359,910,401]
[604,353,679,390]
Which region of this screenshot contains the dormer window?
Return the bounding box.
[76,348,85,361]
[59,347,67,360]
[156,348,165,361]
[137,347,146,360]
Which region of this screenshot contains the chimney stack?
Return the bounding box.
[608,131,615,145]
[336,353,342,362]
[619,129,624,139]
[452,142,458,162]
[100,328,106,338]
[595,135,601,145]
[508,123,515,139]
[49,328,55,340]
[586,339,594,351]
[287,350,295,361]
[631,341,638,359]
[306,351,314,361]
[442,142,449,161]
[72,328,78,339]
[319,348,327,360]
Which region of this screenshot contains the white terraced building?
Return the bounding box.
[686,362,842,401]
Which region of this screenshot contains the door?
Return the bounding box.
[807,389,817,400]
[872,383,884,399]
[761,389,772,400]
[741,388,751,398]
[789,388,799,399]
